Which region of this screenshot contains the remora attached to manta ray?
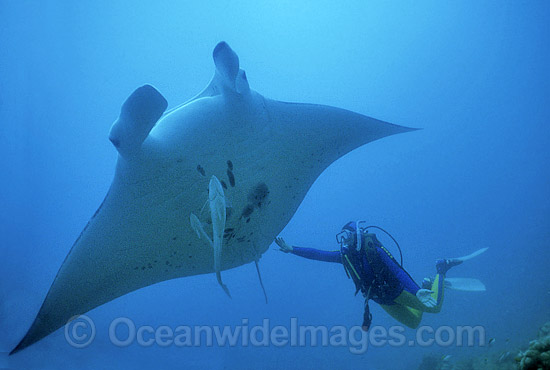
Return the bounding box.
[11,42,416,354]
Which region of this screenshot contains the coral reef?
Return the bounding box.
[417,352,517,370]
[417,321,550,370]
[538,322,550,339]
[516,321,550,370]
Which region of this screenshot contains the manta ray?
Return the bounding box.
[11,42,415,354]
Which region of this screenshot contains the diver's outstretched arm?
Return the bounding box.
[274,236,341,263]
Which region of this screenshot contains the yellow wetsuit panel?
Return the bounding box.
[380,273,445,327]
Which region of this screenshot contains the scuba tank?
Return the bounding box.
[338,221,404,330]
[339,224,402,297]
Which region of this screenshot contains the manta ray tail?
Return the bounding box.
[255,260,268,304]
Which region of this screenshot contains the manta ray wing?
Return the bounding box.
[10,42,416,354]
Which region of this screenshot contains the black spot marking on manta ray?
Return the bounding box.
[241,204,254,218]
[248,183,269,208]
[227,160,233,171]
[220,180,228,190]
[226,207,233,219]
[227,169,235,187]
[197,165,206,176]
[224,228,235,240]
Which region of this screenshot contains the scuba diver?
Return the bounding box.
[275,221,487,330]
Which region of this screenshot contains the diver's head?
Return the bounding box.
[336,221,359,250]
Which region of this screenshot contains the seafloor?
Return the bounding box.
[417,321,550,370]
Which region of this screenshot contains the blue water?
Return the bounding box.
[1,1,549,369]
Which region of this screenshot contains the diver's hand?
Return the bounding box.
[416,289,436,308]
[275,237,293,253]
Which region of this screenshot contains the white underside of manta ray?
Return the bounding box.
[11,42,417,354]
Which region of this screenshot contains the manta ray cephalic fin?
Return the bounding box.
[164,41,249,115]
[109,84,167,158]
[212,41,239,91]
